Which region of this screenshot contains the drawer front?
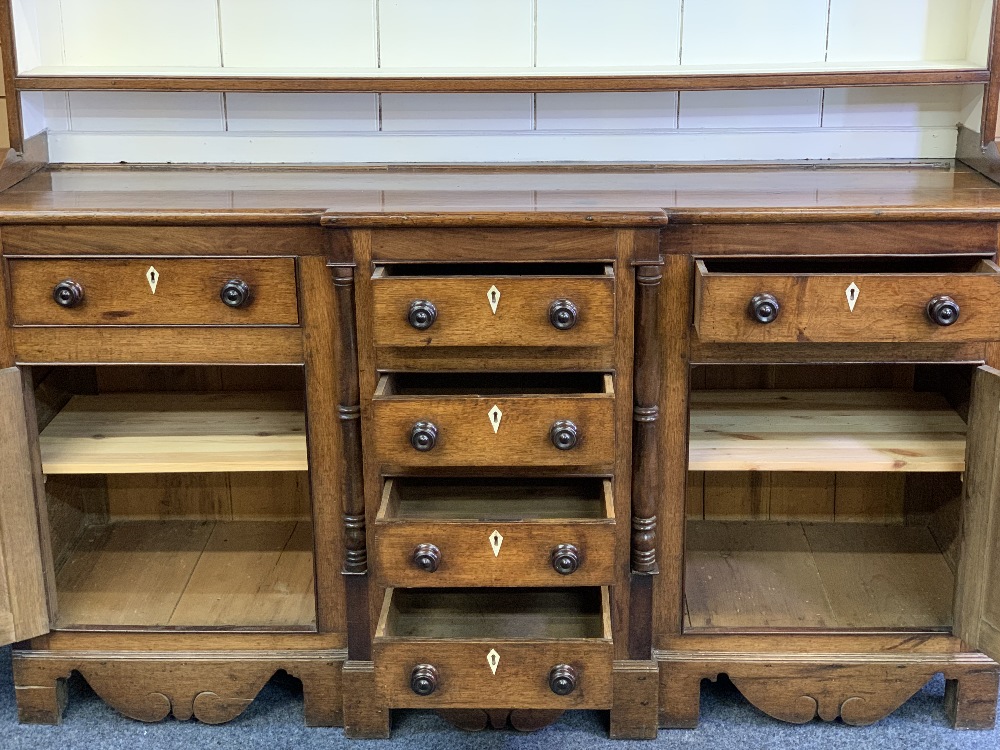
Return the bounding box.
[371,274,614,348]
[8,257,298,326]
[694,261,1000,344]
[375,640,612,709]
[371,393,615,468]
[374,519,616,587]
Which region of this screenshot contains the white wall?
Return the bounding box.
[11,1,990,163]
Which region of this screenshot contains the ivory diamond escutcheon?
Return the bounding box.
[489,529,503,557]
[489,405,503,433]
[488,285,501,314]
[146,266,159,294]
[846,282,860,312]
[487,649,500,675]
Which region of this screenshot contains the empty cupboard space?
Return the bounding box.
[684,363,968,632]
[33,365,317,630]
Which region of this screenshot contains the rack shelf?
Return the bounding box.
[689,390,967,473]
[14,61,989,93]
[39,392,309,474]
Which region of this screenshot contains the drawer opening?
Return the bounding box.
[373,262,613,278]
[377,588,610,640]
[697,257,997,275]
[377,477,613,522]
[685,362,971,633]
[32,365,316,632]
[376,371,613,398]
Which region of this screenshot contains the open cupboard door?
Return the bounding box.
[0,367,50,645]
[956,365,1000,661]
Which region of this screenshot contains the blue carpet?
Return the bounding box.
[1,646,998,749]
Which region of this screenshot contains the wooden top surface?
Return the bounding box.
[1,161,999,224]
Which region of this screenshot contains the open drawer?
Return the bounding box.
[374,587,612,709]
[370,372,615,468]
[694,257,1000,343]
[373,478,615,587]
[370,262,615,349]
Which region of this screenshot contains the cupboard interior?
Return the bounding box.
[685,363,971,632]
[33,365,316,630]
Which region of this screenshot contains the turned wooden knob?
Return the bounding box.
[52,279,84,308]
[410,421,438,451]
[413,543,441,572]
[408,300,437,330]
[927,295,960,327]
[748,293,780,324]
[410,664,439,696]
[549,299,578,330]
[550,420,579,451]
[551,544,580,575]
[549,664,578,696]
[220,279,252,308]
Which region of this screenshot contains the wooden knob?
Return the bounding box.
[551,544,580,575]
[408,300,437,330]
[410,421,438,452]
[927,296,960,327]
[549,299,578,330]
[549,664,578,696]
[550,420,579,451]
[413,543,441,572]
[410,664,439,696]
[220,279,252,308]
[52,279,84,308]
[748,293,780,324]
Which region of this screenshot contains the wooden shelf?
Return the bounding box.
[39,392,308,475]
[13,62,989,93]
[685,521,955,631]
[689,390,967,473]
[55,520,315,629]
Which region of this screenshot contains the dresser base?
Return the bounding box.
[657,651,999,730]
[12,648,344,727]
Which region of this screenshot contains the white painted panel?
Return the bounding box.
[380,94,533,132]
[536,93,678,130]
[967,0,994,66]
[47,128,959,164]
[220,0,377,68]
[224,94,378,132]
[823,86,964,128]
[682,0,829,65]
[536,0,682,67]
[67,92,225,132]
[60,0,220,67]
[378,0,533,68]
[20,91,70,137]
[12,0,64,70]
[680,90,823,129]
[828,0,971,63]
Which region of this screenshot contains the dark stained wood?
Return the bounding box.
[11,326,303,365]
[610,660,659,739]
[375,346,615,372]
[2,225,332,256]
[297,256,347,637]
[8,257,299,326]
[342,661,390,739]
[667,222,999,256]
[692,340,988,365]
[326,211,669,229]
[12,68,991,95]
[0,0,23,154]
[983,0,1000,146]
[367,228,622,261]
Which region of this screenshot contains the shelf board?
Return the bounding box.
[39,392,308,475]
[689,390,967,473]
[55,519,315,629]
[13,61,989,93]
[685,520,954,630]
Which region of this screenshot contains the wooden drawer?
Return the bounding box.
[374,478,615,587]
[7,257,298,326]
[370,263,615,349]
[371,372,615,468]
[694,258,1000,344]
[374,587,612,709]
